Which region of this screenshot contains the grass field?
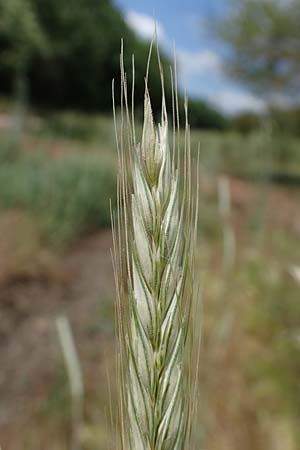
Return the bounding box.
[0,109,300,450]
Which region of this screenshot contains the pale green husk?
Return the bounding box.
[112,44,198,450]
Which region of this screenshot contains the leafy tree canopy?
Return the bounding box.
[213,0,300,101]
[0,0,171,112]
[0,0,226,129]
[0,0,49,74]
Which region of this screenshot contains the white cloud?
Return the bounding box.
[177,49,222,78]
[211,89,266,114]
[125,10,167,44]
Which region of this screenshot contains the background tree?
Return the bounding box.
[0,0,226,128]
[213,0,300,103]
[0,0,50,138]
[186,99,227,130]
[0,0,49,84]
[0,0,175,114]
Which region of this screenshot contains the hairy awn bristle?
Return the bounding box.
[112,43,198,450]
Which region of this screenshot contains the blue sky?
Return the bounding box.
[114,0,265,115]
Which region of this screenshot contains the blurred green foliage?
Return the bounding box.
[244,257,300,419]
[230,112,262,135]
[0,0,49,72]
[192,129,300,178]
[183,98,227,130]
[37,111,116,143]
[0,147,116,245]
[270,107,300,137]
[213,0,300,99]
[0,0,170,114]
[0,0,227,129]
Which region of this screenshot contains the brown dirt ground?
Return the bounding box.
[0,229,115,450]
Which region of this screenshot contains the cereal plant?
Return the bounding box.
[112,44,199,450]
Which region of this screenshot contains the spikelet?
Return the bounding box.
[112,43,198,450]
